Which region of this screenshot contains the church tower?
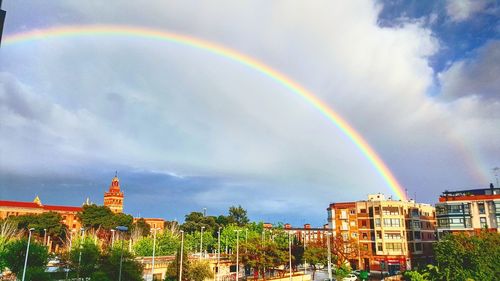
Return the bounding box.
[103,173,124,213]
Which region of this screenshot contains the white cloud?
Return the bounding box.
[445,0,489,22]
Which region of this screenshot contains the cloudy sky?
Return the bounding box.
[0,0,499,226]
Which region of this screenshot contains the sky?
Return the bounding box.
[0,0,499,226]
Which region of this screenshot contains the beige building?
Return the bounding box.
[436,185,500,237]
[327,194,436,273]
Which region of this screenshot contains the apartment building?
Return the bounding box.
[327,194,436,274]
[436,184,500,237]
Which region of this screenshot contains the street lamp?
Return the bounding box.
[200,226,205,260]
[21,228,35,281]
[288,232,292,281]
[234,229,242,280]
[43,228,47,246]
[217,227,221,281]
[116,226,129,281]
[78,228,85,281]
[303,232,307,275]
[179,230,184,281]
[326,232,332,281]
[111,229,116,248]
[151,228,160,281]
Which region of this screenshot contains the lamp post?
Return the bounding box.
[116,226,129,281]
[303,232,307,275]
[77,228,85,281]
[234,229,242,280]
[43,228,47,246]
[111,229,116,248]
[327,232,332,281]
[21,228,35,281]
[288,232,292,281]
[151,228,159,281]
[179,230,184,281]
[217,227,221,281]
[200,226,205,260]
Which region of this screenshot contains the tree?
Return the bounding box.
[69,237,100,279]
[98,247,143,281]
[303,242,328,280]
[187,260,214,281]
[0,219,21,270]
[239,239,287,280]
[132,218,151,237]
[335,264,351,280]
[228,205,249,226]
[4,239,48,277]
[78,205,116,230]
[134,230,180,256]
[165,248,189,281]
[433,232,499,281]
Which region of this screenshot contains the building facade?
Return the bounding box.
[436,185,500,238]
[103,174,124,213]
[0,196,82,231]
[327,194,436,274]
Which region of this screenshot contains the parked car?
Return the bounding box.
[342,274,358,281]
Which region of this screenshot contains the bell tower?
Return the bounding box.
[103,172,124,213]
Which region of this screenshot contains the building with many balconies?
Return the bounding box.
[327,194,436,274]
[436,184,500,238]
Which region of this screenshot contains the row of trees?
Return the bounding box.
[403,232,500,281]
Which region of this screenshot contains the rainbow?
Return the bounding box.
[2,25,407,200]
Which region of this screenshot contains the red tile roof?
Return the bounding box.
[0,200,81,213]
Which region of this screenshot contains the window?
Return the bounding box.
[351,233,358,238]
[414,231,421,240]
[377,243,383,251]
[361,220,367,227]
[350,209,356,215]
[409,243,415,252]
[385,243,402,251]
[407,231,413,240]
[384,233,402,240]
[350,220,356,227]
[415,243,422,251]
[376,231,382,239]
[362,233,368,239]
[374,207,380,215]
[384,218,401,227]
[478,202,485,214]
[375,218,381,227]
[382,207,399,215]
[360,208,367,214]
[480,217,487,228]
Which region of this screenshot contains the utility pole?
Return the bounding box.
[217,227,221,281]
[327,232,332,281]
[234,229,242,280]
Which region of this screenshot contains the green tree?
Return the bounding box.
[134,231,180,256]
[228,205,249,226]
[132,218,151,237]
[4,239,48,277]
[335,264,351,280]
[99,247,143,281]
[165,248,189,281]
[0,219,21,270]
[434,232,499,281]
[70,237,100,279]
[303,242,328,280]
[187,260,214,281]
[78,205,116,230]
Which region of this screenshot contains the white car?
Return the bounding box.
[342,274,358,281]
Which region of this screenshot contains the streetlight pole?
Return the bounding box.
[111,229,116,248]
[116,226,129,281]
[327,232,332,281]
[234,229,241,280]
[288,232,292,281]
[303,232,307,275]
[151,228,159,281]
[21,228,35,281]
[78,228,85,281]
[200,226,205,260]
[217,227,221,281]
[43,228,47,246]
[179,230,184,281]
